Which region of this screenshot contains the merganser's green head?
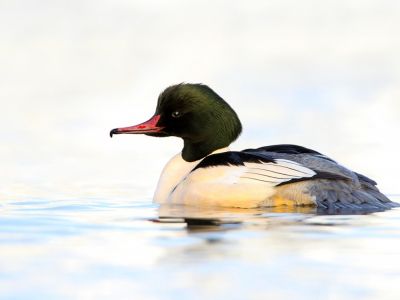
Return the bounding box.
[110,83,242,161]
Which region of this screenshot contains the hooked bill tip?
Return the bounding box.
[110,128,118,138]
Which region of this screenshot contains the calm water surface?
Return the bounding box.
[2,1,400,299]
[0,195,399,300]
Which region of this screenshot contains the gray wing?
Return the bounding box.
[244,145,398,211]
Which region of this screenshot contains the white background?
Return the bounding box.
[1,0,399,198]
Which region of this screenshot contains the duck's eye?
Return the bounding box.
[171,111,181,118]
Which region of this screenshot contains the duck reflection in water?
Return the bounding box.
[154,203,396,235]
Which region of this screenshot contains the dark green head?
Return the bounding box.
[110,83,242,161]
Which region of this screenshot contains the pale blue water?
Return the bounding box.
[2,1,400,299]
[1,196,399,300]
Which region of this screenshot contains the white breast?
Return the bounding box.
[167,164,277,208]
[153,147,230,203]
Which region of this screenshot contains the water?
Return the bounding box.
[2,1,400,299]
[1,196,399,300]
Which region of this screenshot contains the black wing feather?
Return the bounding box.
[193,151,275,170]
[243,144,336,162]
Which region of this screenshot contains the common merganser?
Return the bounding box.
[110,83,398,210]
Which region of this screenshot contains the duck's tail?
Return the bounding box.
[308,175,399,213]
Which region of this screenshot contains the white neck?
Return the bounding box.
[153,147,230,203]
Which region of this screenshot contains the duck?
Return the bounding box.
[110,83,398,211]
